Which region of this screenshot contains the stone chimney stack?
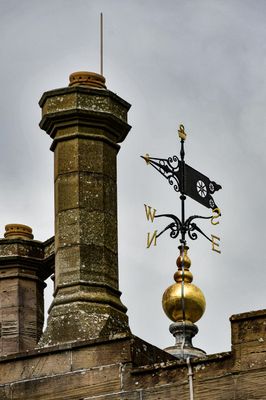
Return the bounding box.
[39,72,131,346]
[0,225,47,356]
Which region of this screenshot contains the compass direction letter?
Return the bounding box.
[147,230,158,248]
[211,208,221,225]
[211,235,221,254]
[144,204,156,223]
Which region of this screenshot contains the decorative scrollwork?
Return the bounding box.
[143,155,181,193]
[188,223,198,241]
[168,155,179,170]
[155,213,213,244]
[167,156,179,192]
[168,175,180,193]
[169,222,181,239]
[185,217,213,243]
[155,213,182,240]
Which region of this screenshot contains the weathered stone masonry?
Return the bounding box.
[0,310,265,399]
[39,73,131,346]
[0,72,265,399]
[0,225,54,357]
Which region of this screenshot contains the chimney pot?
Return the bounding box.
[4,223,34,240]
[69,71,106,89]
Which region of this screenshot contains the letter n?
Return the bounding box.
[147,230,157,248]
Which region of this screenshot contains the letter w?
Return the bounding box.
[144,204,156,222]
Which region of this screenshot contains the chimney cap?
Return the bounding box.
[4,224,34,240]
[69,71,106,89]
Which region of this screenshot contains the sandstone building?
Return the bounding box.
[0,71,265,399]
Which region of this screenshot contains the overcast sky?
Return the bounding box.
[0,0,266,356]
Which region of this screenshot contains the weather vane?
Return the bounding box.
[141,124,222,253]
[142,125,222,359]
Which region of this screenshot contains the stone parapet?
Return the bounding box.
[0,309,266,400]
[230,309,266,371]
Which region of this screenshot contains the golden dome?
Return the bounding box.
[162,246,206,323]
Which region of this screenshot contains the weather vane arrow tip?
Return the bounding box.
[141,154,151,165]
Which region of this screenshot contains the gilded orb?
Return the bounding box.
[162,282,206,323]
[162,245,206,323]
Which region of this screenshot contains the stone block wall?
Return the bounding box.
[0,309,265,399]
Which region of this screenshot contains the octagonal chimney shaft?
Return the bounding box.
[38,72,131,346]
